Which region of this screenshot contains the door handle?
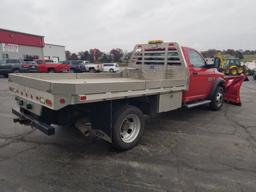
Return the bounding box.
[192,72,198,76]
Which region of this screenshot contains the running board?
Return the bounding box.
[184,100,211,109]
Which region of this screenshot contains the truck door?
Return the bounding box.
[183,48,215,103]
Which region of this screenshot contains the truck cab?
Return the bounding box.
[182,47,224,106]
[129,41,225,110]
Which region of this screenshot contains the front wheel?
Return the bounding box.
[210,86,224,111]
[89,68,95,73]
[112,105,145,150]
[70,69,75,73]
[109,69,114,73]
[230,68,238,76]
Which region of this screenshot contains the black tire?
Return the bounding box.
[109,69,114,73]
[3,74,9,78]
[210,86,224,111]
[48,69,55,73]
[253,74,256,80]
[70,69,75,73]
[112,105,145,150]
[89,68,95,73]
[13,69,20,73]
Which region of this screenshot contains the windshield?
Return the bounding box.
[224,59,240,67]
[45,60,54,64]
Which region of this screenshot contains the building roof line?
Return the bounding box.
[0,28,44,38]
[45,43,65,47]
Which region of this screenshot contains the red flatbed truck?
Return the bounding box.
[9,41,244,150]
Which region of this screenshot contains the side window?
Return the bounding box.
[188,50,205,68]
[36,60,43,64]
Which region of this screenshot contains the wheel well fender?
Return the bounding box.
[208,77,225,100]
[48,68,55,71]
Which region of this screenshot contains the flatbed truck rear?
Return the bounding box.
[9,41,244,150]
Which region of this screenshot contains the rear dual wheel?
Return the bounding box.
[112,105,145,150]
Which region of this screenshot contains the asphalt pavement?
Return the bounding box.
[0,76,256,192]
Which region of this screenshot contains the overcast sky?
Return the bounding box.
[0,0,255,52]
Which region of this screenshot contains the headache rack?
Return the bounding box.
[130,42,184,66]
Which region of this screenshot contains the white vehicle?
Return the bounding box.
[103,63,119,73]
[84,63,103,72]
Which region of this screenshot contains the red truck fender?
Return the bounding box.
[208,77,225,100]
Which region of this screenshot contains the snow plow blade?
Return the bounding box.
[224,75,245,105]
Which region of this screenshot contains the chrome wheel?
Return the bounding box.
[120,114,141,143]
[216,89,223,107]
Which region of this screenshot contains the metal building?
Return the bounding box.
[0,28,66,62]
[43,43,66,63]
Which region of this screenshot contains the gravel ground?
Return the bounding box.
[0,76,256,192]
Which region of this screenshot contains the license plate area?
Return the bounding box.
[16,97,42,116]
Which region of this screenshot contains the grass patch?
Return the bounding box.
[242,55,256,62]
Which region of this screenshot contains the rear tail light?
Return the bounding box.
[79,95,87,101]
[59,98,65,104]
[45,99,53,107]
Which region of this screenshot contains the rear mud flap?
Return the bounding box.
[224,76,245,105]
[90,101,113,143]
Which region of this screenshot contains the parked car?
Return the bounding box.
[103,63,120,73]
[0,59,38,77]
[35,59,70,73]
[63,60,86,73]
[84,63,103,72]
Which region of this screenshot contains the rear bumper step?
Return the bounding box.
[12,108,55,136]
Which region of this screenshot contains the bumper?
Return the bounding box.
[12,108,55,136]
[0,69,12,75]
[20,69,38,73]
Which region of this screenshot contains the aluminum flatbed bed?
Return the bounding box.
[9,70,186,110]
